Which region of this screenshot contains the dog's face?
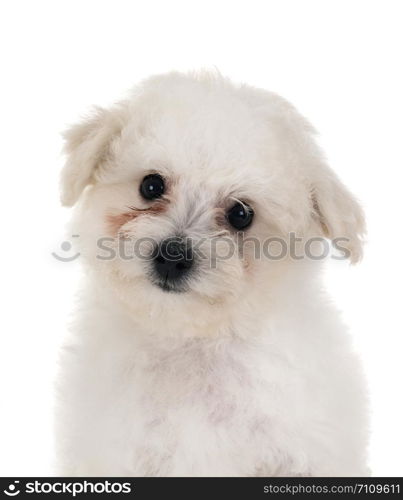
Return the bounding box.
[61,72,365,333]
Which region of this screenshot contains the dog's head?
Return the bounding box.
[61,72,365,333]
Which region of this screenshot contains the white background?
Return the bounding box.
[0,0,402,477]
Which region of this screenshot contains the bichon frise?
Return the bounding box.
[56,71,369,476]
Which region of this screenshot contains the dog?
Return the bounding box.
[56,71,369,476]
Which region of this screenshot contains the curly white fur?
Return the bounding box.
[56,71,369,476]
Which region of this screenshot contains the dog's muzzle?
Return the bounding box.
[151,237,194,292]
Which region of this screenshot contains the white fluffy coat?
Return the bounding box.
[56,71,369,476]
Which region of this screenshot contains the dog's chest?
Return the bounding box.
[125,339,260,420]
[112,340,275,474]
[70,330,311,475]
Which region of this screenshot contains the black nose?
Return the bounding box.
[153,237,194,284]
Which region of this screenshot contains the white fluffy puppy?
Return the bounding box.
[56,71,368,476]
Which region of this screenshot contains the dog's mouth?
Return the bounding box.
[152,275,190,293]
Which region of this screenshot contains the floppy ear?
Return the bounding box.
[310,166,366,263]
[60,106,126,206]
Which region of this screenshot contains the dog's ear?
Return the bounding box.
[310,165,366,263]
[60,106,126,206]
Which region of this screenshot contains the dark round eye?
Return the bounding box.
[226,201,254,230]
[140,174,165,200]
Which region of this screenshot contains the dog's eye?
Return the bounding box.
[140,174,165,200]
[226,202,254,230]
